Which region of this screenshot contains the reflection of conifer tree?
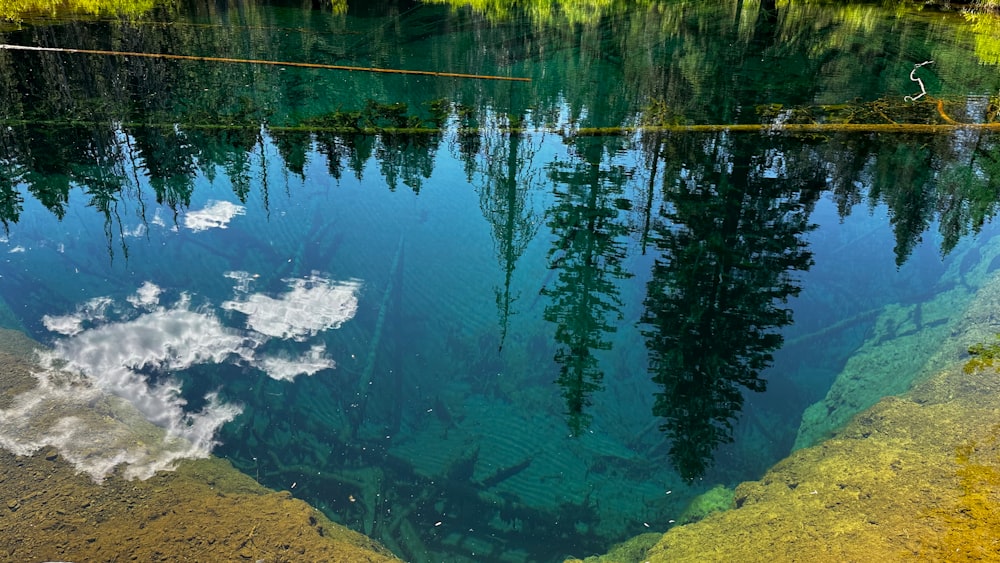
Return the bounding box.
[190,128,260,203]
[71,128,133,260]
[822,135,871,218]
[315,132,350,181]
[80,169,130,261]
[642,133,818,480]
[375,133,438,193]
[820,135,938,266]
[869,139,935,266]
[349,135,377,179]
[476,114,542,350]
[543,139,631,435]
[271,129,312,179]
[0,154,23,231]
[936,131,1000,256]
[131,126,198,213]
[19,126,101,219]
[314,131,377,182]
[447,103,482,182]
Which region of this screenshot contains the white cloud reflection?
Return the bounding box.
[3,273,360,481]
[183,200,246,232]
[222,274,362,341]
[224,270,259,294]
[8,295,252,481]
[42,296,114,336]
[0,367,242,482]
[257,344,336,382]
[126,281,162,309]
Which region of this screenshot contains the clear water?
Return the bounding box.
[2,1,1000,561]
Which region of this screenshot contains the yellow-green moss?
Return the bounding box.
[677,484,735,524]
[565,532,661,563]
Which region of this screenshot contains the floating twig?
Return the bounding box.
[0,43,531,82]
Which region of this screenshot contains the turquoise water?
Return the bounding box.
[3,1,1000,561]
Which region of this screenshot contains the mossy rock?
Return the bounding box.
[677,484,735,524]
[564,532,661,563]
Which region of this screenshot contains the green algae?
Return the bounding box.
[963,334,1000,373]
[565,532,661,563]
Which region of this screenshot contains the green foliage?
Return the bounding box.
[425,98,452,128]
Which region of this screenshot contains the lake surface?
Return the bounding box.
[3,0,1000,561]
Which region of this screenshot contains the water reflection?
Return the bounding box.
[1,273,361,482]
[474,111,542,350]
[641,132,818,481]
[543,137,632,436]
[4,0,1000,561]
[3,284,247,482]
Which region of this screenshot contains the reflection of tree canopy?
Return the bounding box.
[473,111,543,350]
[641,132,819,480]
[543,138,631,435]
[820,129,1000,265]
[422,0,635,27]
[0,0,1000,268]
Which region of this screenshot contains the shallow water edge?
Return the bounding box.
[0,326,399,562]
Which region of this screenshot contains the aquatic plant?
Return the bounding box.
[964,334,1000,373]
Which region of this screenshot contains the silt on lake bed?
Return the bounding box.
[2,0,1000,561]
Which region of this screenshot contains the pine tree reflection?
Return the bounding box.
[131,125,197,214]
[474,111,542,351]
[375,132,437,193]
[0,146,23,232]
[543,138,631,436]
[18,125,97,220]
[641,133,819,480]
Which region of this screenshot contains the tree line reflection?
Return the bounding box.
[6,66,1000,487]
[5,0,1000,503]
[9,121,1000,481]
